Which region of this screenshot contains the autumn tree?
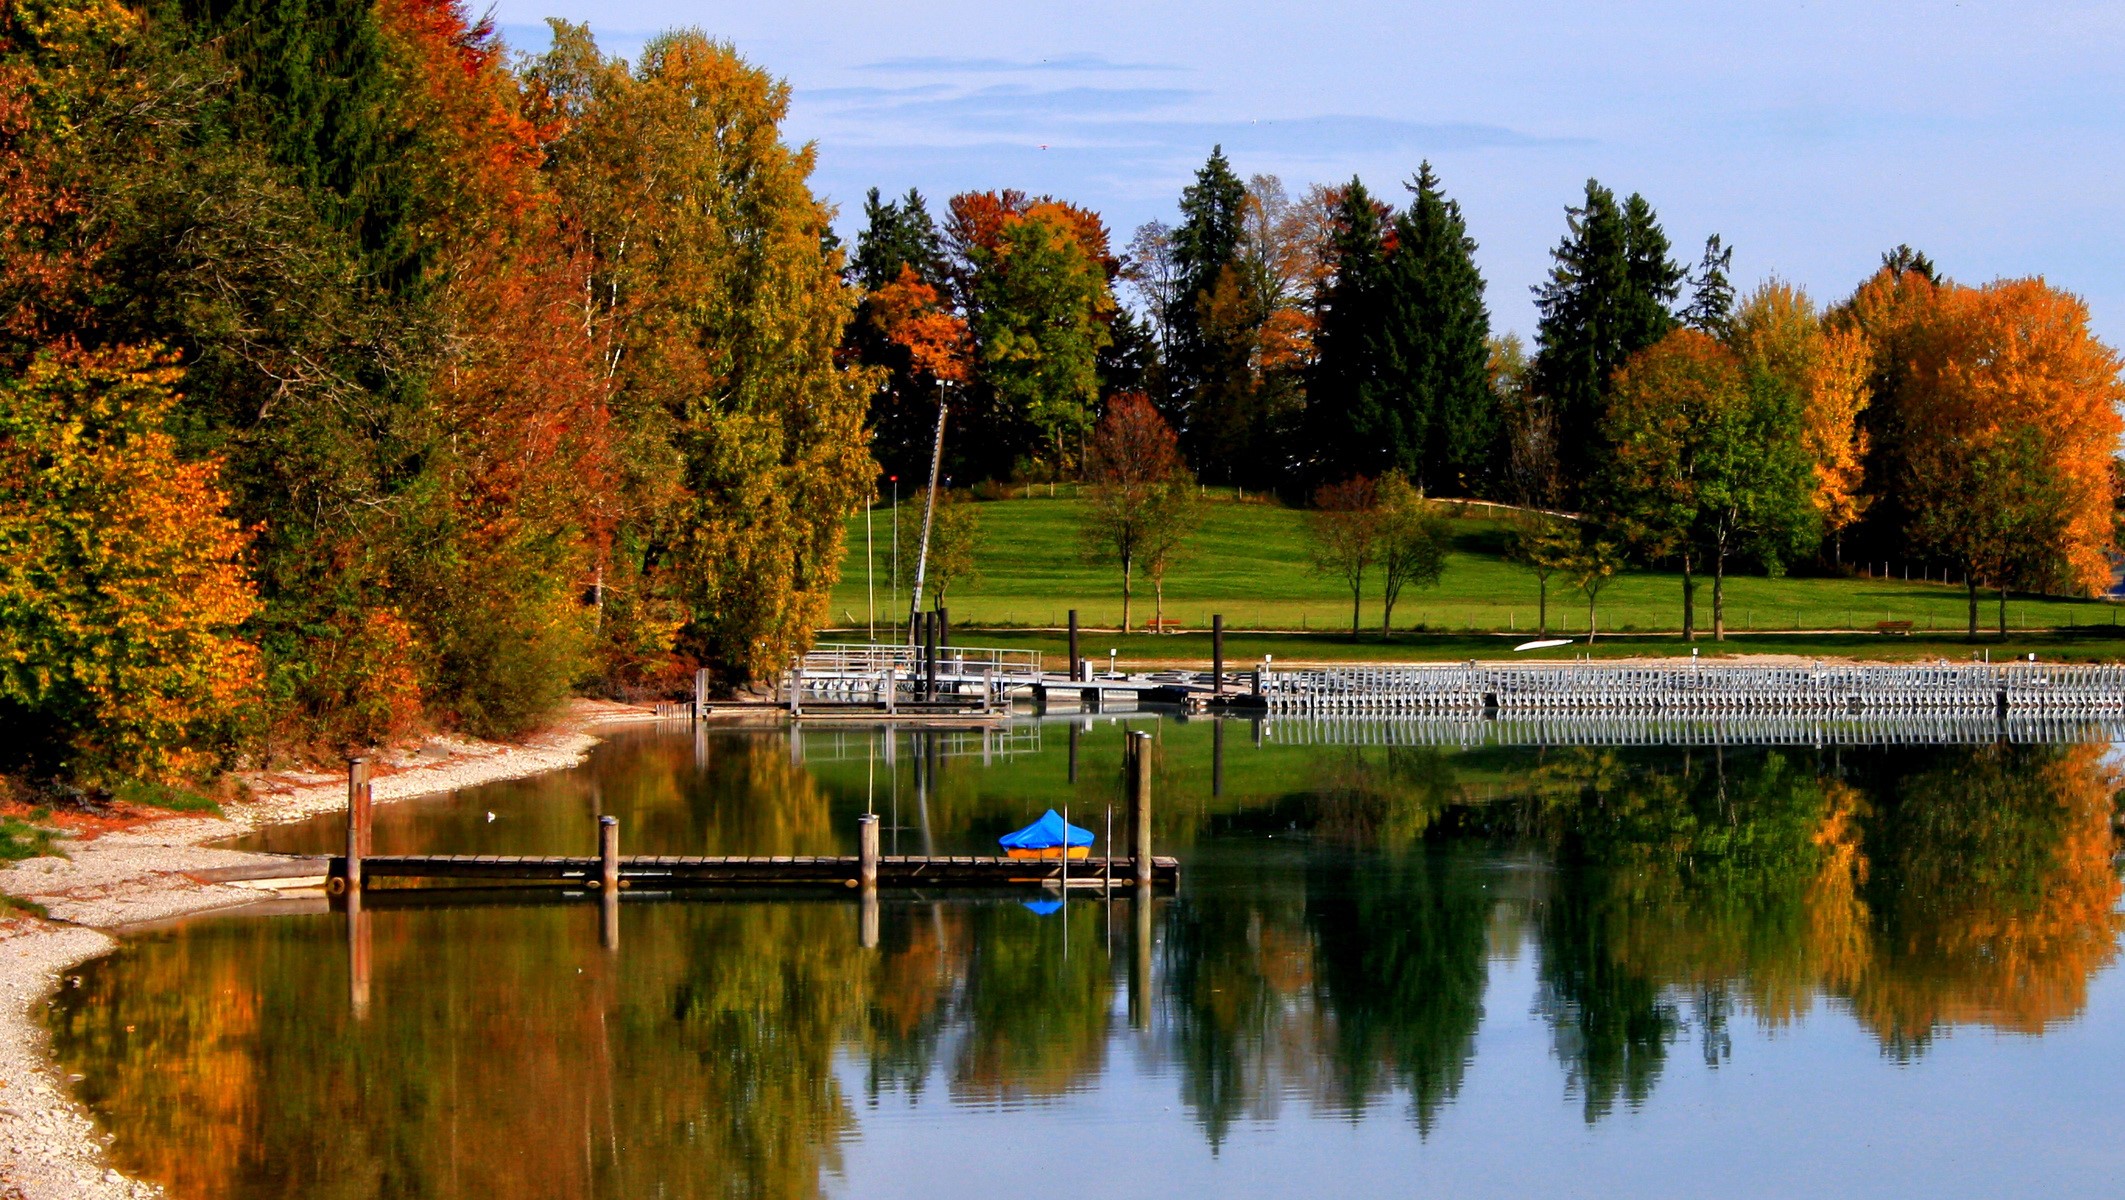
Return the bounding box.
[0,348,259,783]
[967,202,1116,470]
[1081,394,1200,629]
[1729,281,1871,558]
[1601,328,1816,640]
[1308,477,1382,637]
[1897,279,2123,636]
[1530,181,1684,500]
[1375,472,1449,632]
[847,189,955,479]
[529,26,873,684]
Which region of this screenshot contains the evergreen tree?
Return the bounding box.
[1529,180,1682,499]
[852,187,946,292]
[177,0,419,288]
[1375,163,1494,493]
[1166,146,1247,449]
[1307,179,1389,482]
[1682,234,1735,336]
[1880,243,1937,283]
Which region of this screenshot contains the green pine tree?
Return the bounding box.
[1529,179,1682,499]
[1682,234,1735,336]
[1307,179,1390,483]
[1167,146,1247,452]
[852,187,947,292]
[1376,163,1495,493]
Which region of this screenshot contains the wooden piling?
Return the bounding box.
[599,889,619,952]
[939,605,950,648]
[1212,614,1224,696]
[693,667,710,721]
[1068,609,1080,682]
[1127,730,1153,886]
[340,757,371,894]
[857,812,880,891]
[598,815,619,892]
[859,889,880,950]
[346,885,370,1019]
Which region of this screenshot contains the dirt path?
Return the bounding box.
[0,700,665,1199]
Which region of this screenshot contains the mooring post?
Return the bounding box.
[598,815,620,893]
[1068,609,1081,682]
[859,888,880,950]
[1212,614,1224,696]
[884,663,897,715]
[342,757,371,893]
[1128,730,1153,886]
[939,605,950,649]
[924,611,939,700]
[693,667,709,722]
[858,812,880,891]
[788,663,803,718]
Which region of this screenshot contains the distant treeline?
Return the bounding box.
[849,152,2123,636]
[2,1,868,785]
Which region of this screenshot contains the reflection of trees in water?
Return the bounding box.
[1520,741,2122,1118]
[1305,849,1490,1133]
[47,737,2125,1195]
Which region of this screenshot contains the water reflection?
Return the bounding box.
[48,724,2125,1199]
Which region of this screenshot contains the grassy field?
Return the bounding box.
[827,493,2123,644]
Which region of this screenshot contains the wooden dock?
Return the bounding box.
[326,853,1178,890]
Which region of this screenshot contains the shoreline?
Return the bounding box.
[0,699,673,1200]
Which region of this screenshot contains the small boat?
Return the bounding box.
[998,809,1094,860]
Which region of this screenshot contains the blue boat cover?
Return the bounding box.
[998,809,1094,850]
[1022,899,1063,916]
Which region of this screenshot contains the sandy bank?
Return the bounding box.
[0,699,672,1200]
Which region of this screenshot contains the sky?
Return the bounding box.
[491,1,2125,344]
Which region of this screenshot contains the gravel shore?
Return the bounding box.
[0,701,661,1199]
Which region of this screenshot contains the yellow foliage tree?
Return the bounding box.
[0,346,259,781]
[1728,280,1871,547]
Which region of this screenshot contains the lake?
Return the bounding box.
[44,716,2125,1198]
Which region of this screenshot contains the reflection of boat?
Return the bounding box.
[1000,809,1094,860]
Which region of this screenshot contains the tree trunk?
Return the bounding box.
[1350,584,1361,638]
[1382,592,1396,635]
[1586,593,1599,644]
[1681,554,1696,643]
[1998,585,2009,639]
[1538,576,1548,635]
[1966,577,1979,640]
[1712,556,1726,642]
[1121,556,1133,631]
[1155,580,1165,631]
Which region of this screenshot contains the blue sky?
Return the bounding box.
[493,1,2125,344]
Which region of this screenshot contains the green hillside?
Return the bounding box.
[827,493,2121,641]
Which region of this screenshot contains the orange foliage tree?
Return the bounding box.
[1896,279,2124,635]
[0,347,259,781]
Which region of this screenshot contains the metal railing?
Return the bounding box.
[1258,661,2125,716]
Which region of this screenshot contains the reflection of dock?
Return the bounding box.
[321,853,1178,890]
[1254,712,2125,748]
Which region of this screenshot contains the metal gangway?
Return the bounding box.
[787,642,1046,709]
[1257,661,2125,717]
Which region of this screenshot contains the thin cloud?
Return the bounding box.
[859,53,1174,74]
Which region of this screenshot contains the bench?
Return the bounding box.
[1876,620,1914,635]
[1144,617,1184,633]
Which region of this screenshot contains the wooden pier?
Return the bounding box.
[325,853,1178,890]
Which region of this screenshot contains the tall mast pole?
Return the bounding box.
[907,401,948,643]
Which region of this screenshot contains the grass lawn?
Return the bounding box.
[827,493,2123,643]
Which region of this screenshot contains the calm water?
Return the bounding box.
[45,718,2125,1198]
